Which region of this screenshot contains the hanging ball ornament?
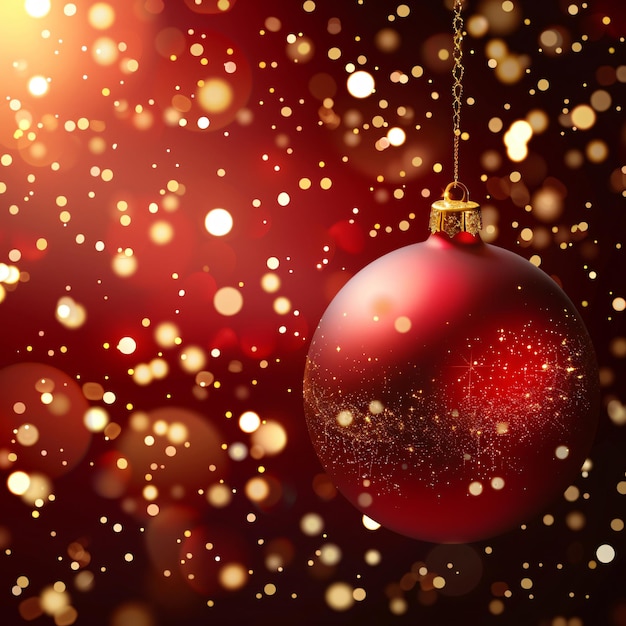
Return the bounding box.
[303,184,599,543]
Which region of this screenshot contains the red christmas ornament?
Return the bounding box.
[303,188,599,543]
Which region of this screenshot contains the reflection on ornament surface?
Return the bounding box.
[304,230,600,543]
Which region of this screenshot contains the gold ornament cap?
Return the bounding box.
[429,181,482,238]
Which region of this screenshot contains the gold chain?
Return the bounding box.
[452,0,464,184]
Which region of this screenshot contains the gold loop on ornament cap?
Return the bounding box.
[429,181,482,238]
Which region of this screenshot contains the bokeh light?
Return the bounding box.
[7,471,31,496]
[24,0,51,18]
[238,410,261,433]
[347,71,375,99]
[198,78,234,114]
[27,76,49,97]
[117,336,137,355]
[88,3,115,29]
[213,286,243,316]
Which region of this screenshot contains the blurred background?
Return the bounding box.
[0,1,624,624]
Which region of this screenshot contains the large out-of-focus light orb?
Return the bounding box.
[205,208,233,236]
[24,0,50,18]
[347,70,375,99]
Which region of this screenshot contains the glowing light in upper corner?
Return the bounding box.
[28,76,49,97]
[25,0,51,17]
[347,71,375,99]
[205,208,233,236]
[504,119,533,162]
